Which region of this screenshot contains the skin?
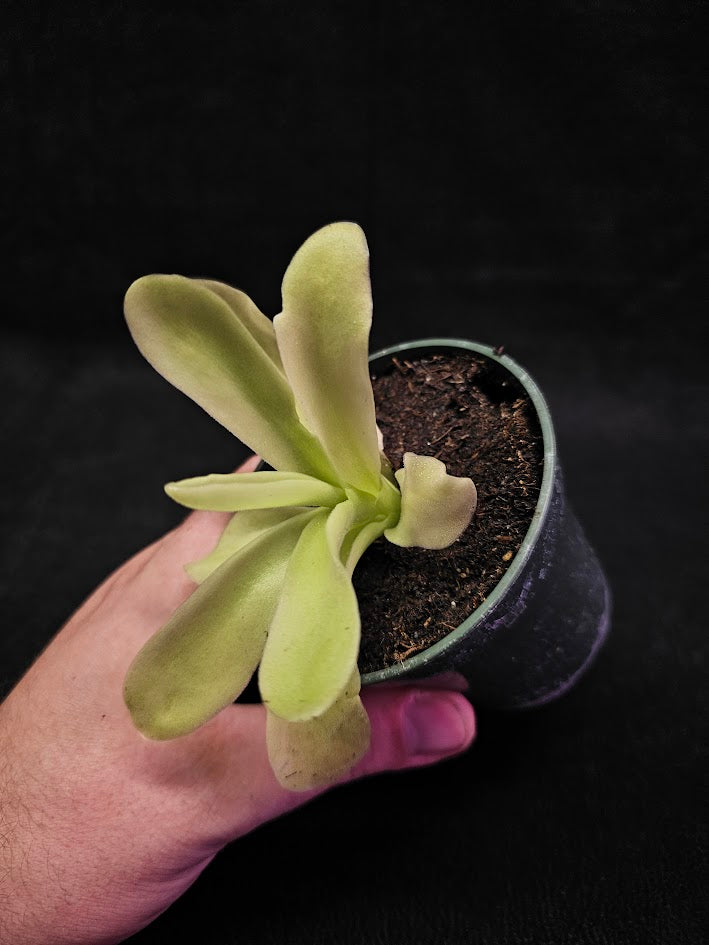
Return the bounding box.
[0,456,476,945]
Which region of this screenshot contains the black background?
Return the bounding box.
[1,2,707,943]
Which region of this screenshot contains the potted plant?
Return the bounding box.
[123,222,610,791]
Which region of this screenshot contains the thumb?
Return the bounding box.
[353,685,476,778]
[199,687,475,847]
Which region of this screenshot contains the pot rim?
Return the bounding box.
[360,337,556,685]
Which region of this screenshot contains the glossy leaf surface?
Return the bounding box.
[385,452,477,549]
[266,669,369,790]
[195,278,284,370]
[259,504,360,721]
[124,274,337,482]
[165,471,344,511]
[276,223,381,494]
[186,508,313,584]
[124,513,313,739]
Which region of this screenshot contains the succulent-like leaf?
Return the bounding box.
[186,508,311,584]
[124,511,317,739]
[124,275,338,483]
[343,516,390,573]
[195,279,284,371]
[259,503,360,722]
[384,452,477,550]
[335,476,401,572]
[266,669,369,791]
[275,223,381,495]
[165,471,345,511]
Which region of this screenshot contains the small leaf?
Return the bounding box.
[124,274,338,483]
[266,669,370,791]
[124,511,317,739]
[276,222,381,495]
[384,452,477,550]
[259,504,360,722]
[343,516,390,573]
[186,508,311,584]
[165,471,345,511]
[338,476,401,572]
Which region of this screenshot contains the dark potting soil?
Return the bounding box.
[354,352,544,675]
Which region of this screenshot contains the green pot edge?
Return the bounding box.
[360,337,557,686]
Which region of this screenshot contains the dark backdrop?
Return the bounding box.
[1,2,707,943]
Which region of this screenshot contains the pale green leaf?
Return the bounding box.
[259,503,360,722]
[124,274,338,483]
[266,669,370,791]
[275,222,381,495]
[165,471,345,511]
[195,279,284,371]
[186,508,311,584]
[384,452,477,549]
[343,516,389,574]
[336,476,401,572]
[124,510,317,739]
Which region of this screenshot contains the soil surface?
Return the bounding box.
[355,351,544,675]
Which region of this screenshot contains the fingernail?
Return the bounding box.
[403,691,473,757]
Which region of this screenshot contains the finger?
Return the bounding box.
[351,686,475,776]
[198,686,475,847]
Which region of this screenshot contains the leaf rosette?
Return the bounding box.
[123,222,477,790]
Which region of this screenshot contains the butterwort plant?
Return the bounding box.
[123,222,477,790]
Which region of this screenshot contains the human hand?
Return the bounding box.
[0,455,475,945]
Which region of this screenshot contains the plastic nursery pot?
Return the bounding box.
[360,338,612,710]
